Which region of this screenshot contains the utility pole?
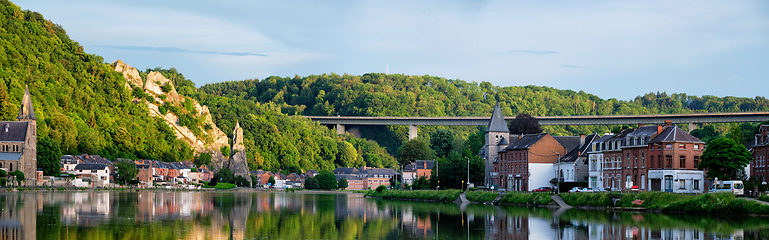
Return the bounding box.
[552,151,561,193]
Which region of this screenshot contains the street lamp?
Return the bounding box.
[465,157,470,191]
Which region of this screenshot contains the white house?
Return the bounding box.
[73,163,110,187]
[588,134,614,190]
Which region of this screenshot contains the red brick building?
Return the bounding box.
[752,125,769,182]
[497,133,566,191]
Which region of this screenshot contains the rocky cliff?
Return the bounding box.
[111,60,231,166]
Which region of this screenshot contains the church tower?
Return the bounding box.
[483,102,509,188]
[4,85,37,184]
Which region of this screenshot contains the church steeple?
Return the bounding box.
[17,85,36,121]
[486,102,509,133]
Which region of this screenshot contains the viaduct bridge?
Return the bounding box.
[307,112,769,139]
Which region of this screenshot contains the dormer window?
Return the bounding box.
[4,124,8,133]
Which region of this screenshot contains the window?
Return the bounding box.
[666,155,672,168]
[694,156,700,168]
[641,175,645,189]
[679,179,686,189]
[680,156,686,169]
[679,144,686,150]
[694,180,700,189]
[666,144,673,149]
[641,153,645,168]
[694,144,700,150]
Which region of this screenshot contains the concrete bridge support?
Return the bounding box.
[336,124,345,135]
[688,123,697,133]
[408,125,418,140]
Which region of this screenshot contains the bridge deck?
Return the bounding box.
[307,112,769,126]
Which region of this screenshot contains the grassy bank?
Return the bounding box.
[365,189,461,202]
[498,192,553,205]
[465,191,500,202]
[559,191,697,208]
[559,192,769,215]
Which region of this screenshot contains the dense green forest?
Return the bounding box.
[197,74,769,154]
[0,1,192,162]
[1,1,396,173]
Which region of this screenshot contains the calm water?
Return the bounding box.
[0,191,766,240]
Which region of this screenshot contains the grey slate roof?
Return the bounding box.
[486,102,510,133]
[559,134,599,163]
[506,133,549,150]
[0,152,22,161]
[335,174,362,181]
[333,167,361,175]
[75,163,108,170]
[0,122,28,142]
[650,126,704,143]
[553,136,580,151]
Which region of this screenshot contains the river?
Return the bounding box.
[0,190,765,239]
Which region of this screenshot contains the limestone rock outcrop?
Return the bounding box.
[228,121,250,180]
[111,60,230,157]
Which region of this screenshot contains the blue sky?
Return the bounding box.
[15,0,769,100]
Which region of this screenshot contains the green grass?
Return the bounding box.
[203,183,237,189]
[465,191,499,202]
[662,193,769,214]
[498,192,552,205]
[365,189,461,202]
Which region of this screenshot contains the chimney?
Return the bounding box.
[638,123,645,127]
[580,134,586,147]
[657,125,663,134]
[664,120,672,127]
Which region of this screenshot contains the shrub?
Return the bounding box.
[365,189,461,202]
[376,185,386,193]
[466,191,499,202]
[499,192,552,205]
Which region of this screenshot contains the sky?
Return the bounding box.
[14,0,769,100]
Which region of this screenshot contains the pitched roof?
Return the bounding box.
[0,122,28,142]
[75,163,108,170]
[627,125,659,137]
[0,152,22,161]
[335,174,362,181]
[16,86,36,121]
[486,102,509,133]
[559,134,599,163]
[506,133,549,150]
[333,167,360,174]
[553,136,580,151]
[650,126,704,143]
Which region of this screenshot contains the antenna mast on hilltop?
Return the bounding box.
[386,65,389,74]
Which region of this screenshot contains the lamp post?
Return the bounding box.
[465,157,470,191]
[552,151,561,193]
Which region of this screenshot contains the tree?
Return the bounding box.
[0,84,17,121]
[699,138,752,180]
[213,168,235,183]
[691,124,720,143]
[114,159,138,185]
[220,146,231,157]
[396,139,434,166]
[316,171,337,190]
[430,129,455,157]
[0,169,6,186]
[10,170,24,186]
[508,113,542,134]
[37,136,62,176]
[304,177,320,189]
[196,152,212,166]
[268,176,276,186]
[337,178,349,190]
[336,141,359,167]
[729,123,743,146]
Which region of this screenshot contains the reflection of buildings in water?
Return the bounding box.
[485,214,531,240]
[401,207,434,238]
[0,193,37,240]
[60,192,111,225]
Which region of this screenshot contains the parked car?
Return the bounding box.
[568,187,594,193]
[532,187,553,192]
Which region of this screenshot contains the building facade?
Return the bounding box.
[483,103,510,188]
[752,125,769,182]
[0,86,37,185]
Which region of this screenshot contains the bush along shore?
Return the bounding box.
[559,192,769,215]
[364,189,462,202]
[367,189,769,215]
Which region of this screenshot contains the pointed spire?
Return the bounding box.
[17,85,36,121]
[486,102,509,133]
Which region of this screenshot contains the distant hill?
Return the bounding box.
[1,1,396,172]
[198,73,769,153]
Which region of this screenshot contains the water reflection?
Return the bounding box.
[0,191,766,239]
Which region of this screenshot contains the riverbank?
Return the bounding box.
[366,190,769,215]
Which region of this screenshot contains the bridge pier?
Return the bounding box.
[688,123,697,133]
[336,124,345,135]
[408,125,418,140]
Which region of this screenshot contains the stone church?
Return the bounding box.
[0,86,37,184]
